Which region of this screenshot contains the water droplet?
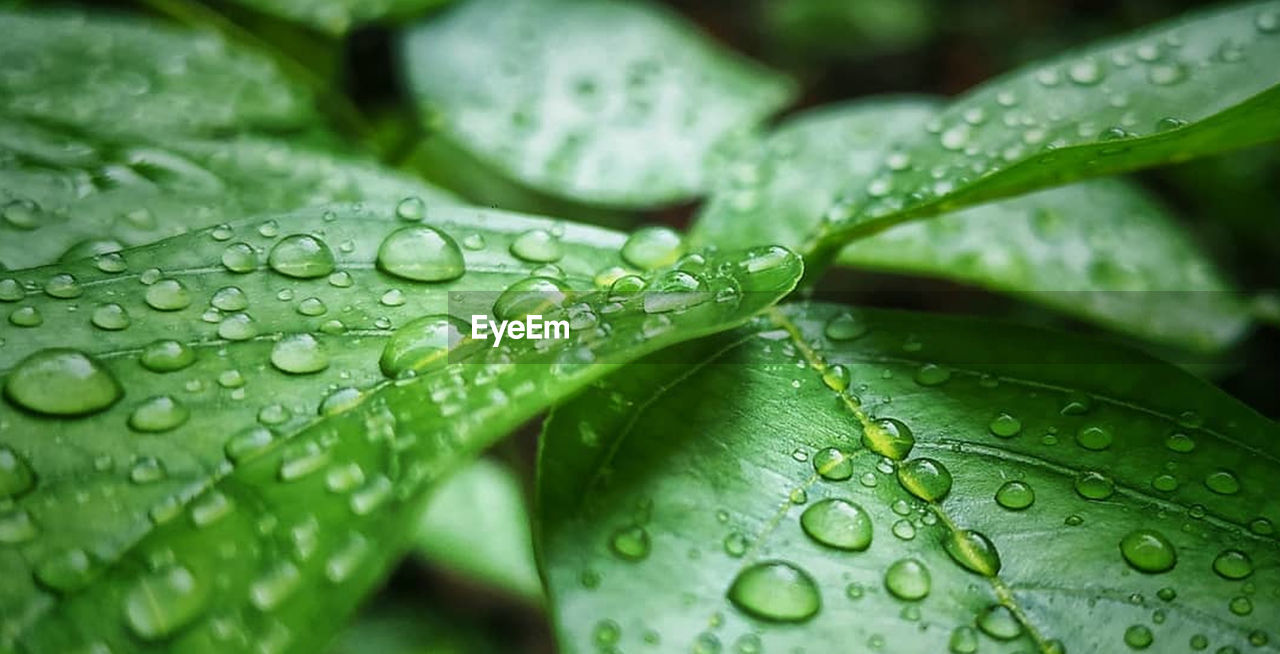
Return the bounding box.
[1229,596,1253,616]
[977,604,1022,640]
[0,447,36,499]
[897,458,952,501]
[989,413,1022,438]
[1212,550,1253,580]
[211,286,248,312]
[1068,57,1105,85]
[610,525,650,561]
[944,529,1001,576]
[8,305,42,327]
[140,340,195,372]
[1076,425,1113,450]
[1204,469,1240,495]
[1120,529,1176,573]
[913,364,951,386]
[396,196,426,221]
[43,273,82,299]
[723,532,748,557]
[862,418,914,460]
[88,303,130,331]
[377,226,465,282]
[123,566,209,640]
[884,558,930,600]
[379,315,468,377]
[824,313,868,340]
[145,278,192,311]
[800,499,872,551]
[1165,432,1195,453]
[190,491,233,527]
[812,447,854,481]
[250,560,301,610]
[727,561,821,623]
[593,619,621,646]
[270,334,328,374]
[949,626,979,653]
[1075,471,1115,500]
[225,426,274,463]
[4,349,121,416]
[128,396,189,432]
[510,229,563,263]
[221,243,258,273]
[1147,62,1187,86]
[494,276,571,320]
[268,235,336,279]
[822,364,850,392]
[995,480,1034,510]
[35,548,96,592]
[0,278,24,301]
[622,226,684,270]
[218,313,257,341]
[0,508,38,544]
[892,519,915,540]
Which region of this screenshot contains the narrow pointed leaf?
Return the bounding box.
[0,204,801,652]
[0,8,316,138]
[538,303,1278,653]
[399,0,795,207]
[815,1,1280,247]
[694,100,1248,350]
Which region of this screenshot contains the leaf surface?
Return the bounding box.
[538,303,1279,653]
[399,0,795,207]
[0,204,801,652]
[693,100,1249,350]
[813,1,1280,249]
[0,8,315,138]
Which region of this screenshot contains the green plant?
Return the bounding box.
[0,1,1277,653]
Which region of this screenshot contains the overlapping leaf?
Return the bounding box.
[539,303,1279,653]
[0,203,801,652]
[812,1,1280,249]
[399,0,795,207]
[693,100,1249,350]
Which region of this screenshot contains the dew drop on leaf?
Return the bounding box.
[1075,471,1116,500]
[995,480,1035,510]
[1212,549,1253,580]
[128,395,190,432]
[395,196,427,221]
[0,447,36,499]
[862,418,915,460]
[949,625,979,653]
[494,277,571,321]
[270,334,329,374]
[824,312,868,341]
[510,228,564,263]
[91,303,131,331]
[8,305,42,327]
[144,278,192,311]
[1076,425,1114,450]
[268,234,336,279]
[812,447,853,481]
[376,226,465,282]
[976,604,1022,640]
[609,525,650,561]
[139,340,195,373]
[883,558,930,600]
[4,349,121,416]
[1165,432,1195,453]
[913,363,951,386]
[221,242,258,273]
[1204,469,1240,495]
[0,508,38,544]
[897,457,952,501]
[727,560,821,623]
[944,529,1001,576]
[621,226,684,270]
[35,548,96,592]
[799,498,872,551]
[988,413,1022,438]
[1119,529,1177,573]
[123,566,208,640]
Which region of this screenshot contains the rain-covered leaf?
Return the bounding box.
[0,8,316,138]
[0,204,801,652]
[538,303,1279,653]
[693,100,1249,350]
[416,458,541,601]
[0,118,459,270]
[814,1,1280,249]
[230,0,452,36]
[399,0,795,208]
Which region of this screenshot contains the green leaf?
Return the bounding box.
[399,0,795,208]
[538,303,1278,653]
[0,118,460,270]
[228,0,452,36]
[415,458,541,602]
[0,204,801,652]
[814,1,1280,249]
[327,596,505,654]
[0,8,316,138]
[693,100,1249,350]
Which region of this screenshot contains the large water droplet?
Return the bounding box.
[510,229,563,263]
[812,447,854,481]
[727,561,821,623]
[622,227,684,270]
[140,340,196,372]
[221,242,258,273]
[145,278,192,311]
[1204,469,1240,495]
[1075,471,1115,500]
[377,226,465,282]
[5,349,121,416]
[270,334,329,374]
[862,418,915,460]
[1212,549,1253,580]
[995,480,1034,510]
[379,315,468,378]
[643,270,709,314]
[944,529,1001,576]
[123,566,209,640]
[1119,529,1177,573]
[1076,425,1113,450]
[884,558,930,600]
[494,277,571,321]
[800,499,872,551]
[609,525,651,561]
[269,235,336,279]
[989,413,1022,438]
[824,313,868,340]
[897,458,952,501]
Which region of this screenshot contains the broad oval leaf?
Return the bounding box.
[399,0,795,207]
[0,204,801,652]
[538,303,1278,653]
[692,100,1249,350]
[0,117,458,270]
[815,0,1280,247]
[0,8,315,138]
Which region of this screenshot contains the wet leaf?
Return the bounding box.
[693,100,1249,350]
[0,204,801,652]
[816,1,1280,248]
[538,303,1279,653]
[400,0,795,207]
